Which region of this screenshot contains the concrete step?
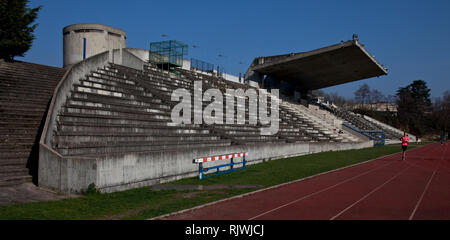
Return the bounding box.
[0,157,28,167]
[0,151,30,159]
[0,128,39,135]
[0,82,55,94]
[277,132,305,136]
[72,85,170,104]
[233,139,287,145]
[0,134,35,142]
[0,175,32,187]
[70,90,164,106]
[74,84,153,99]
[80,79,150,95]
[62,104,171,120]
[0,118,42,126]
[87,74,137,87]
[0,96,51,105]
[0,89,52,99]
[0,111,45,120]
[57,140,232,156]
[57,122,212,135]
[54,132,222,145]
[113,68,193,90]
[0,166,29,176]
[67,98,171,113]
[57,113,180,128]
[230,135,280,140]
[0,101,48,110]
[89,72,182,96]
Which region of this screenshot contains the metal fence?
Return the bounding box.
[149,40,188,68]
[343,122,386,146]
[190,58,214,73]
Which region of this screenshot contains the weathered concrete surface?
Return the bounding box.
[42,51,110,146]
[39,140,372,194]
[0,183,80,206]
[246,40,387,90]
[63,23,126,67]
[39,144,97,193]
[363,115,417,141]
[110,48,144,70]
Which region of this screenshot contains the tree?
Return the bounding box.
[396,80,432,137]
[370,89,384,103]
[431,91,450,139]
[386,95,397,104]
[0,0,41,61]
[354,84,371,107]
[328,92,348,107]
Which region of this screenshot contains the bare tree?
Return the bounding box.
[354,84,371,107]
[371,89,384,103]
[328,92,348,107]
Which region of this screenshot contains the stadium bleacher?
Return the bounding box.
[0,60,66,186]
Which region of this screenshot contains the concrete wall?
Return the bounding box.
[342,124,372,142]
[39,144,98,193]
[39,51,112,192]
[63,23,126,67]
[126,48,150,62]
[111,48,144,70]
[39,140,372,194]
[42,51,110,146]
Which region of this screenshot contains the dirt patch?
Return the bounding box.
[150,184,263,191]
[0,183,80,206]
[175,191,202,199]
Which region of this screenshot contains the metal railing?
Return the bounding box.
[342,122,385,146]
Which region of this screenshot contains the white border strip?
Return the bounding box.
[193,152,247,163]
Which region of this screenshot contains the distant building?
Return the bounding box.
[353,102,398,112]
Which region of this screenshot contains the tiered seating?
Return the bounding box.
[129,64,344,144]
[360,117,403,140]
[0,60,66,186]
[179,68,322,143]
[53,64,231,156]
[280,101,359,142]
[52,62,369,158]
[177,68,288,145]
[319,104,401,139]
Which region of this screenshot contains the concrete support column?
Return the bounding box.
[294,91,301,102]
[108,49,113,63]
[119,45,123,65]
[244,70,263,88]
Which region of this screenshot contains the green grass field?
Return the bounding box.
[0,142,429,220]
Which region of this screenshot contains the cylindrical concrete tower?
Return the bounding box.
[63,23,126,67]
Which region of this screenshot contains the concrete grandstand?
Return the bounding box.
[0,23,412,192]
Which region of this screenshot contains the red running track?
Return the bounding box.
[158,143,450,220]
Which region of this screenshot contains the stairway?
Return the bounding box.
[0,60,66,187]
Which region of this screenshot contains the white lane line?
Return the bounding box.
[152,149,402,220]
[408,168,438,220]
[248,160,396,220]
[330,165,411,220]
[408,144,447,220]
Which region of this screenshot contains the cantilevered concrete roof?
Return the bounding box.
[249,40,388,90]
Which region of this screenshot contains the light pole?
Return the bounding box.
[191,45,199,71]
[217,53,227,78]
[239,61,244,83]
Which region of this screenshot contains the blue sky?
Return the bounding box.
[19,0,450,100]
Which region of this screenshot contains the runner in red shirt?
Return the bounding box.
[400,132,410,160]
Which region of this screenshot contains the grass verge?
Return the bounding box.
[0,142,429,220]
